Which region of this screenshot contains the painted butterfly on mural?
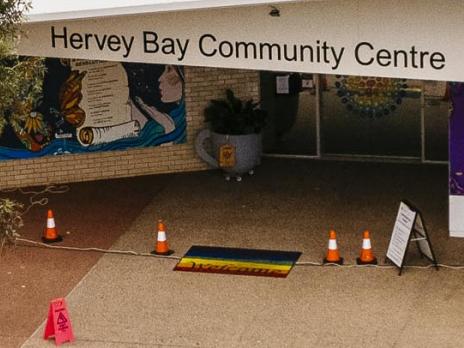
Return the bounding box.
[58,70,87,128]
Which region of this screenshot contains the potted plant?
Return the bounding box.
[0,198,23,254]
[195,89,267,181]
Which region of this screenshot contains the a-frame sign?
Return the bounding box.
[386,201,439,275]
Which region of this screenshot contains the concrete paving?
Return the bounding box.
[0,175,169,348]
[21,159,464,347]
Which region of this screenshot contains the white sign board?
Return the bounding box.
[387,201,438,274]
[387,202,416,268]
[275,75,290,94]
[16,0,464,82]
[450,195,464,238]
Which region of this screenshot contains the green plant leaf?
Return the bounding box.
[0,198,23,251]
[203,90,268,135]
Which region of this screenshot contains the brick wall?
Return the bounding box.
[0,66,260,189]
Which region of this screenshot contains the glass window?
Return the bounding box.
[260,71,318,156]
[320,75,422,158]
[423,81,449,161]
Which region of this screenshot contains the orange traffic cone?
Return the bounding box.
[42,209,63,243]
[323,230,343,265]
[356,230,377,265]
[151,220,174,255]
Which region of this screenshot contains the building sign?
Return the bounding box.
[17,0,464,82]
[0,59,186,160]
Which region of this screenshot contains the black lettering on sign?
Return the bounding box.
[107,35,122,52]
[50,26,134,58]
[69,33,83,49]
[355,42,375,66]
[355,41,446,70]
[143,31,159,53]
[199,33,217,57]
[51,26,68,48]
[430,52,446,70]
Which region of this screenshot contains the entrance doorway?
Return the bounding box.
[260,72,319,157]
[260,72,449,163]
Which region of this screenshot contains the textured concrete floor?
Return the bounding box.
[20,159,464,347]
[0,175,171,348]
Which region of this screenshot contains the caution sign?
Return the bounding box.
[44,298,75,345]
[219,144,236,168]
[386,201,438,275]
[57,312,68,326]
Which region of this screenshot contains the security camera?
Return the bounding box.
[269,6,280,17]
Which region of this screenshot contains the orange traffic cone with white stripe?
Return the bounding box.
[323,229,343,265]
[42,209,63,243]
[356,230,377,265]
[151,220,174,255]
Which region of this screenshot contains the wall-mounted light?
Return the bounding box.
[269,6,280,17]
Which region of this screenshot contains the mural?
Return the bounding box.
[0,59,186,160]
[335,75,407,118]
[450,82,464,195]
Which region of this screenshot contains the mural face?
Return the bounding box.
[0,59,186,159]
[158,65,183,103]
[450,83,464,195]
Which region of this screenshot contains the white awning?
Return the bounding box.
[20,0,462,83]
[27,0,309,23]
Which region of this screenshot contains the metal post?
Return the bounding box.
[315,74,321,158]
[420,80,426,163]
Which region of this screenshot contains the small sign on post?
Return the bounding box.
[44,298,75,345]
[386,201,438,275]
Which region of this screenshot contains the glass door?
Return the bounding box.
[260,71,318,156]
[261,72,449,163]
[319,75,422,159]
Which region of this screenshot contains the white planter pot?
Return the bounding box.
[195,129,262,177]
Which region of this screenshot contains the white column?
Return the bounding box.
[450,196,464,237]
[449,83,464,237]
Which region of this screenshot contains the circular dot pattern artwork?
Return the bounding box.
[335,75,407,118]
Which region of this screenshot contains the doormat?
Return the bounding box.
[174,246,301,278]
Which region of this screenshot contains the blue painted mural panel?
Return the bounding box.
[0,59,186,160]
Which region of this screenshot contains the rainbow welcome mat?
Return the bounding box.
[174,246,301,278]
